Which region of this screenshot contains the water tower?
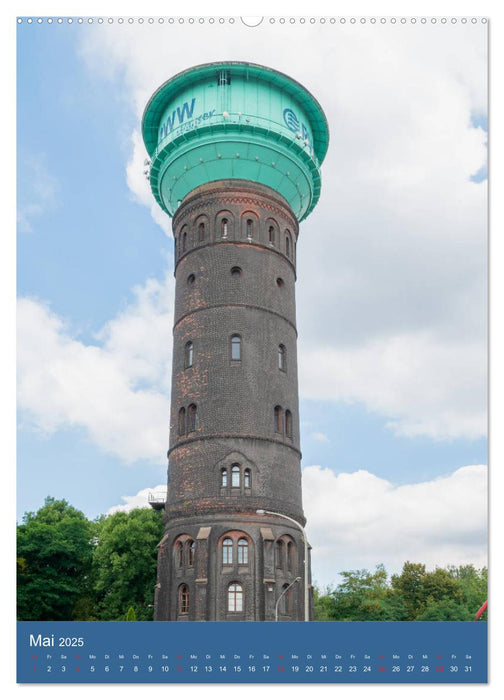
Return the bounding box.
[142,62,328,620]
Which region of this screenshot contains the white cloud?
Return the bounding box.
[17,273,174,463]
[300,331,486,439]
[107,485,167,514]
[303,464,487,587]
[75,21,487,442]
[17,153,59,233]
[310,432,330,443]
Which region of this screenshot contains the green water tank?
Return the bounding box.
[142,61,329,221]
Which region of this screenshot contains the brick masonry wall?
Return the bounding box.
[155,180,312,621]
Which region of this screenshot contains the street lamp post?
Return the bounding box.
[275,577,301,622]
[256,509,310,621]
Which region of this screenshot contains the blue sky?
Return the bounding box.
[16,18,488,586]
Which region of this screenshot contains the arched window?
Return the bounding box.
[178,407,186,436]
[285,410,293,438]
[231,334,241,361]
[221,218,228,237]
[198,222,205,242]
[278,344,286,371]
[237,538,248,564]
[187,540,195,567]
[179,584,189,615]
[269,226,275,245]
[275,540,284,568]
[182,231,187,252]
[185,341,194,368]
[175,541,183,568]
[187,404,197,432]
[227,582,243,612]
[287,541,294,571]
[221,468,228,487]
[274,405,283,433]
[286,232,291,257]
[223,537,233,565]
[244,468,251,488]
[246,219,253,238]
[231,464,240,488]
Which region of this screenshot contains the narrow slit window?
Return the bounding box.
[221,218,228,237]
[178,407,186,436]
[286,234,291,257]
[187,540,195,567]
[182,231,187,252]
[274,405,283,433]
[278,344,286,371]
[285,410,293,438]
[231,334,241,361]
[246,219,253,238]
[198,222,205,242]
[275,540,283,568]
[269,226,275,245]
[287,541,294,571]
[185,341,194,368]
[187,404,197,432]
[176,541,183,568]
[244,468,251,488]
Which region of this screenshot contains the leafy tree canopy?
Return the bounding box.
[315,562,487,622]
[17,497,95,621]
[92,508,164,621]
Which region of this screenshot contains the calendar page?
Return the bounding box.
[16,13,488,686]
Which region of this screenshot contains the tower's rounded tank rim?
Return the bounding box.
[142,61,329,164]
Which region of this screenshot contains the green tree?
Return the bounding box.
[380,589,409,621]
[416,597,472,621]
[447,565,488,620]
[422,567,462,604]
[17,497,95,621]
[125,606,137,621]
[313,585,338,621]
[314,566,407,621]
[332,566,388,620]
[391,562,427,620]
[93,508,164,621]
[314,562,487,622]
